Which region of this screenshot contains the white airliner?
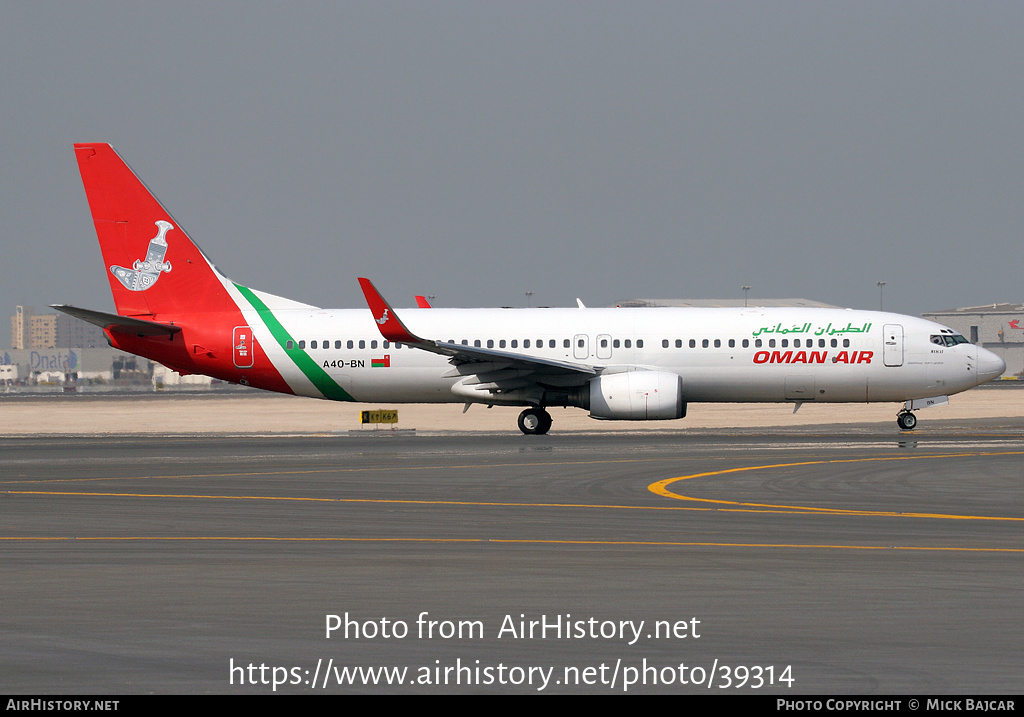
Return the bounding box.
[57,144,1006,434]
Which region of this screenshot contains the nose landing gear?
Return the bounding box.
[518,407,553,435]
[896,411,917,430]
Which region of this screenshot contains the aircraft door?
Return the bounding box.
[596,334,612,360]
[573,334,590,360]
[883,324,904,367]
[233,326,255,368]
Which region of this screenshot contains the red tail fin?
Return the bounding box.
[74,144,234,318]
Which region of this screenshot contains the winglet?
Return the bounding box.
[358,278,423,344]
[415,295,432,308]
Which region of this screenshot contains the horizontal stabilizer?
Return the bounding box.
[52,305,181,337]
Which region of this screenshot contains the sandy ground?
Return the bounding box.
[1,387,1020,435]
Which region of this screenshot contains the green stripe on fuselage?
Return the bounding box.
[234,284,355,402]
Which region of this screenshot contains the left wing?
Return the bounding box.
[358,278,598,403]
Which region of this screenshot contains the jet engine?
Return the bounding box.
[584,371,686,420]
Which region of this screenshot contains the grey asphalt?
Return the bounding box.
[1,421,1022,693]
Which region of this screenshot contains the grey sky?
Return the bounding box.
[2,2,1022,320]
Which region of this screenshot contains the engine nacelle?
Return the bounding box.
[586,371,686,420]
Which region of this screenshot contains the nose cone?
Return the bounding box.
[976,348,1006,383]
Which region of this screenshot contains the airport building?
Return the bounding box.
[0,348,152,385]
[922,303,1023,378]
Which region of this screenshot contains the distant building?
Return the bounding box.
[10,305,33,349]
[9,306,106,349]
[30,314,58,349]
[54,312,107,348]
[923,303,1023,378]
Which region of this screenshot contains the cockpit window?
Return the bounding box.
[931,334,970,347]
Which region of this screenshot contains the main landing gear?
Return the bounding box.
[896,410,918,431]
[518,407,552,435]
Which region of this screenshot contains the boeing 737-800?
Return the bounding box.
[56,144,1005,434]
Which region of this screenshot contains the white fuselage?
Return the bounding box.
[238,304,1005,407]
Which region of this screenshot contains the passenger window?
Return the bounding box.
[524,340,531,348]
[637,339,644,348]
[499,340,506,348]
[613,339,620,348]
[311,340,318,349]
[830,339,838,348]
[768,339,776,348]
[563,339,570,348]
[843,339,850,348]
[742,339,749,348]
[578,339,585,348]
[461,339,468,345]
[474,340,481,347]
[286,340,294,349]
[602,339,609,348]
[781,339,788,348]
[487,339,494,348]
[383,341,390,348]
[624,339,632,348]
[347,340,354,349]
[358,340,365,349]
[729,339,735,348]
[702,339,709,348]
[689,339,696,348]
[755,339,762,348]
[335,340,342,349]
[818,339,826,348]
[714,339,721,348]
[675,339,682,348]
[371,340,378,349]
[550,340,556,348]
[511,340,518,348]
[662,340,669,348]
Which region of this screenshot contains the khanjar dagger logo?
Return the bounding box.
[110,220,173,291]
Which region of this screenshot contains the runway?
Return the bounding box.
[2,420,1022,693]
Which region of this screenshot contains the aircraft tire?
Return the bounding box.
[897,412,917,430]
[518,408,552,435]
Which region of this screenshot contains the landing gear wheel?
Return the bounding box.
[518,408,552,435]
[897,412,917,431]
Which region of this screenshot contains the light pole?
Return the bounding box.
[876,281,886,311]
[525,291,534,308]
[741,285,751,307]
